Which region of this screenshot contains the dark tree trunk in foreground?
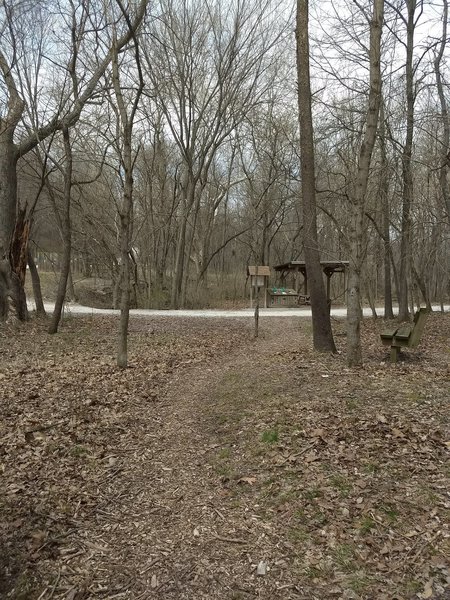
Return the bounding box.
[296,0,336,352]
[9,208,30,321]
[0,258,11,320]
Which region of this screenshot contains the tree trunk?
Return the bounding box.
[411,263,432,312]
[296,0,336,353]
[398,0,416,322]
[117,245,131,368]
[346,0,384,366]
[0,258,11,321]
[112,22,143,367]
[171,174,196,309]
[171,205,187,309]
[66,269,76,302]
[49,127,73,335]
[434,0,449,220]
[27,248,46,316]
[116,136,133,367]
[0,135,19,321]
[379,102,394,318]
[8,207,30,321]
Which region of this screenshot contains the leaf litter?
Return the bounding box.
[0,312,449,599]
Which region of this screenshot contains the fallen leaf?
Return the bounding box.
[257,561,267,576]
[238,476,257,485]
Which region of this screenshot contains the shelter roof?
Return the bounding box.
[274,261,349,275]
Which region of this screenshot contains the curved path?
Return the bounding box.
[28,301,450,318]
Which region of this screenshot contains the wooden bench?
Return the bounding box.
[380,307,429,363]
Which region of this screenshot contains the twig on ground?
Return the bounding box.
[211,533,247,544]
[140,557,162,575]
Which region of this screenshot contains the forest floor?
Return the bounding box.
[0,313,449,600]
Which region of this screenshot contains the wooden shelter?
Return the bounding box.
[247,266,270,308]
[273,261,349,308]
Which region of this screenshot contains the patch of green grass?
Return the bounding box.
[70,445,87,457]
[213,463,233,478]
[288,525,310,544]
[363,461,380,474]
[332,544,356,573]
[304,566,322,580]
[345,397,360,410]
[380,504,398,522]
[303,487,323,501]
[330,474,352,497]
[261,429,279,444]
[294,508,307,523]
[268,488,299,511]
[311,510,328,527]
[405,390,424,403]
[211,446,235,479]
[359,515,376,534]
[347,572,370,594]
[402,580,422,596]
[303,565,329,581]
[303,562,333,581]
[217,447,231,460]
[9,572,36,600]
[417,487,440,506]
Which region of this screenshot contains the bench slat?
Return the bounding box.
[394,325,413,340]
[380,329,398,340]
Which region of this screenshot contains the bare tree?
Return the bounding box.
[347,0,384,366]
[391,0,423,321]
[0,0,148,321]
[433,0,449,221]
[296,0,336,352]
[48,127,73,334]
[142,0,287,308]
[109,0,144,368]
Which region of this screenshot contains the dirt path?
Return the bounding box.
[83,322,299,599]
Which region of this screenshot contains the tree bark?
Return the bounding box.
[27,248,46,317]
[346,0,384,366]
[49,127,73,334]
[434,0,449,220]
[0,258,11,320]
[398,0,417,322]
[0,135,19,321]
[111,10,144,368]
[379,102,394,318]
[9,208,30,321]
[296,0,336,353]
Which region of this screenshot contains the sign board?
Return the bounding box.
[252,275,266,288]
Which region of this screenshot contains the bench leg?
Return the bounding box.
[390,346,400,363]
